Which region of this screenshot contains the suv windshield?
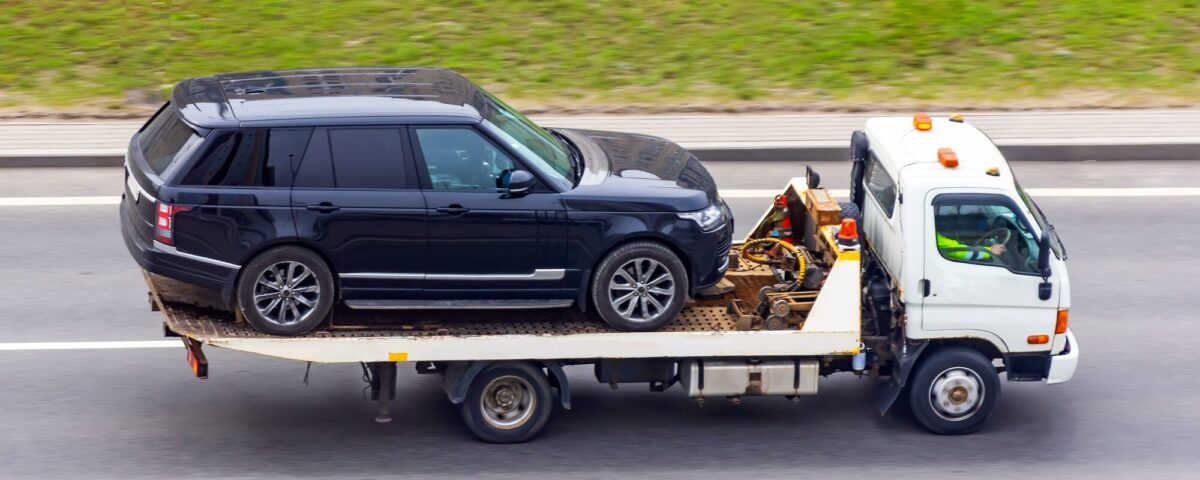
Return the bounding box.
[137,105,204,177]
[480,92,574,190]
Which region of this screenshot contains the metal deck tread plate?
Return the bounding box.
[148,271,761,341]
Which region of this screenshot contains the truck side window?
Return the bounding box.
[865,152,897,216]
[414,127,517,191]
[934,201,1041,275]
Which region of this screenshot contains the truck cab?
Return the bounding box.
[852,114,1076,384]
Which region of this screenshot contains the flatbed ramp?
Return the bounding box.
[148,250,862,364]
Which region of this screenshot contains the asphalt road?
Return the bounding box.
[1,160,1198,479]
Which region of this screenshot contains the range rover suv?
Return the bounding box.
[122,67,732,335]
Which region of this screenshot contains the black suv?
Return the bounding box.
[122,67,732,335]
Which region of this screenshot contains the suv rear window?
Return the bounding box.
[138,106,203,176]
[180,128,312,187]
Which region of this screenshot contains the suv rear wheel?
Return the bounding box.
[591,241,688,331]
[236,246,334,336]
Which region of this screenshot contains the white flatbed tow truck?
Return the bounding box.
[146,114,1079,443]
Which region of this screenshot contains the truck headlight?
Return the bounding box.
[678,202,724,231]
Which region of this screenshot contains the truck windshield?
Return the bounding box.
[1015,180,1066,259]
[137,105,204,177]
[480,92,574,190]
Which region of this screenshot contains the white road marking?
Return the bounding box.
[0,340,180,351]
[720,188,1200,198]
[0,196,121,206]
[0,188,1197,207]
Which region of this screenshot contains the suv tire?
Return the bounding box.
[591,241,688,331]
[236,246,335,336]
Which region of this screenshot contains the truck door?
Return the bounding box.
[919,191,1059,353]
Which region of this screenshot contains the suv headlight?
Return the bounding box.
[678,202,724,231]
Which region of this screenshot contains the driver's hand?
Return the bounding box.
[989,244,1007,255]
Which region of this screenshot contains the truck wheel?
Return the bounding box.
[236,246,334,336]
[591,241,689,331]
[460,362,554,443]
[907,348,1000,435]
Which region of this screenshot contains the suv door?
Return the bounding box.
[291,127,426,301]
[919,191,1059,353]
[410,125,568,301]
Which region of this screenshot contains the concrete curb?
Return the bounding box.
[3,110,1197,166]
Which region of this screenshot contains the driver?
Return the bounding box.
[936,230,1006,262]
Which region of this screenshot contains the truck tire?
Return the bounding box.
[236,246,334,336]
[591,241,689,331]
[459,362,554,443]
[838,202,861,223]
[907,347,1001,435]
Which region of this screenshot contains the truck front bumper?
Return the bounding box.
[1046,329,1079,385]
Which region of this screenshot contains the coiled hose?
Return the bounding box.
[740,237,806,286]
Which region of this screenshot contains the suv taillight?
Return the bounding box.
[154,202,191,245]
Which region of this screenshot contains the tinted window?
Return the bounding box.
[137,106,204,176]
[294,128,334,188]
[865,152,897,216]
[181,128,311,187]
[415,127,516,191]
[329,128,408,189]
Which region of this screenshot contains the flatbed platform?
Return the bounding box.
[148,249,861,364]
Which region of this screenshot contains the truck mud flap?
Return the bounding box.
[874,342,927,415]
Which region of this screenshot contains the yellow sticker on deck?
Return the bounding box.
[388,352,409,362]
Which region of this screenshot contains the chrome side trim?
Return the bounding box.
[428,269,565,281]
[344,299,574,310]
[152,241,239,270]
[339,269,565,281]
[340,272,425,280]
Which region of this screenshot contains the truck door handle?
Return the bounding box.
[436,205,470,215]
[306,202,341,213]
[920,279,931,297]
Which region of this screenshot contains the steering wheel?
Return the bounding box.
[975,227,1012,248]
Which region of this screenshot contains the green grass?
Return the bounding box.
[1,0,1198,111]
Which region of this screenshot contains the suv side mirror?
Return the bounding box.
[507,170,535,195]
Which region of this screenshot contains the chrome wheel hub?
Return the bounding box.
[929,367,985,421]
[253,261,320,326]
[480,375,536,430]
[608,258,675,324]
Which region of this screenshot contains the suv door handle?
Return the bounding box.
[306,202,341,213]
[436,205,470,215]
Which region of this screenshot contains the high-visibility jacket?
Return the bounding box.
[937,233,992,261]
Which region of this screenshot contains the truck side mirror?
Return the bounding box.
[1037,234,1052,278]
[1037,234,1052,300]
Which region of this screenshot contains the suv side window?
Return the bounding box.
[413,127,517,191]
[181,128,311,187]
[294,128,409,189]
[865,152,897,217]
[934,198,1041,275]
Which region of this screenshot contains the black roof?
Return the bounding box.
[171,67,488,128]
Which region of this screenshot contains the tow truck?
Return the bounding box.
[144,114,1078,442]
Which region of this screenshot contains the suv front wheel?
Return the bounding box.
[591,241,688,331]
[236,246,335,336]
